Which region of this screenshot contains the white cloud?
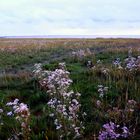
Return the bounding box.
[0,0,140,35]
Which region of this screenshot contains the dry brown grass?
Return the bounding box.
[1,38,140,52]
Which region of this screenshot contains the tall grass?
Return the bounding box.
[0,38,140,139]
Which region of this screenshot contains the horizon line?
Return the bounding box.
[1,35,140,39]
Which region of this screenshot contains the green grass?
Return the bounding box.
[0,38,140,139]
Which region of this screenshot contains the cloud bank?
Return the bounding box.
[0,0,140,36]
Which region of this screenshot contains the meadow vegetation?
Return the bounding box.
[0,38,140,140]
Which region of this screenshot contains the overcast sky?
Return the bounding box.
[0,0,140,36]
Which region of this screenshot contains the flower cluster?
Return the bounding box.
[113,49,140,71]
[113,58,123,69]
[98,121,130,140]
[72,48,92,59]
[126,100,137,112]
[33,63,43,79]
[41,66,72,95]
[113,58,121,67]
[101,68,110,75]
[112,49,140,71]
[124,55,140,70]
[97,85,108,98]
[96,100,102,107]
[34,62,84,139]
[86,60,93,68]
[6,99,30,139]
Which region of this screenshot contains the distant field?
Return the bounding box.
[0,38,140,69]
[0,38,140,139]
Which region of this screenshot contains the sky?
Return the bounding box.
[0,0,140,36]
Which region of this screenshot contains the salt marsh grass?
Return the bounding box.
[0,38,140,139]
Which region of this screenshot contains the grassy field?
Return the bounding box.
[0,38,140,140]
